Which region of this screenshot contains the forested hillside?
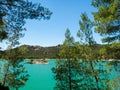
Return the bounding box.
[1,43,120,60]
[14,45,61,59]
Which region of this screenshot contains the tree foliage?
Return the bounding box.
[0,0,52,89]
[92,0,120,43]
[52,29,82,90]
[52,12,115,90]
[1,47,29,90]
[0,0,52,43]
[77,12,95,45]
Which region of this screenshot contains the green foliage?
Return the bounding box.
[16,45,60,59]
[77,13,95,45]
[52,60,81,90]
[77,13,98,61]
[52,29,82,90]
[99,43,120,59]
[107,74,120,90]
[92,0,120,43]
[52,12,116,90]
[0,1,52,88]
[0,0,52,42]
[64,28,75,46]
[5,61,29,89]
[1,47,29,89]
[0,30,8,41]
[109,42,120,59]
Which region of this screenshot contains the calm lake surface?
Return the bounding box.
[19,60,120,90]
[19,60,56,90]
[0,60,120,90]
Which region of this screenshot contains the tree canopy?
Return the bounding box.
[92,0,120,43]
[0,0,52,43]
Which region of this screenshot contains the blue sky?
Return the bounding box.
[1,0,102,49]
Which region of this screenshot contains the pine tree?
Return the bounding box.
[0,0,52,42]
[92,0,120,43]
[52,29,82,90]
[0,1,52,88]
[2,47,29,90]
[77,13,111,90]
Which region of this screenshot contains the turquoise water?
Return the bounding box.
[0,60,120,90]
[19,60,56,90]
[19,60,120,90]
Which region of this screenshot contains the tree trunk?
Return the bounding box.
[90,62,99,90]
[16,87,19,90]
[3,63,10,86]
[68,59,72,90]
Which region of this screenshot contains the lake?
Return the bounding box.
[19,60,56,90]
[19,60,120,90]
[0,60,120,90]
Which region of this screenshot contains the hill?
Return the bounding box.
[18,45,61,59]
[1,43,120,60]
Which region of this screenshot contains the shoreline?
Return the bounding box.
[25,59,120,61]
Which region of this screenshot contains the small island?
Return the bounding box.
[28,59,48,64]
